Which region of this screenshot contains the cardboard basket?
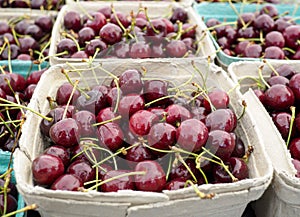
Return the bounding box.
[48,1,216,65]
[14,59,272,217]
[228,61,300,217]
[193,2,300,69]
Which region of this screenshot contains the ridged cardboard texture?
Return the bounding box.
[49,1,216,65]
[14,59,272,217]
[228,61,300,217]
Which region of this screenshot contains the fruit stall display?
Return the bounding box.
[194,2,300,68]
[48,1,215,65]
[228,61,300,217]
[12,60,272,217]
[0,0,65,10]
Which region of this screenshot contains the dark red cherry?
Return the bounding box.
[0,74,16,95]
[253,14,274,33]
[67,160,96,183]
[235,41,250,56]
[73,110,96,137]
[85,12,107,33]
[243,44,262,58]
[164,178,186,190]
[292,159,300,178]
[71,140,101,163]
[283,25,300,50]
[265,31,285,48]
[177,118,209,152]
[26,68,47,85]
[25,24,44,41]
[8,73,26,92]
[129,110,158,136]
[51,174,83,191]
[32,154,65,186]
[110,12,130,29]
[289,138,300,161]
[267,76,289,86]
[96,107,120,124]
[264,46,285,59]
[260,5,278,18]
[85,39,107,57]
[49,118,80,148]
[170,8,188,23]
[64,11,82,32]
[148,122,176,153]
[98,6,112,19]
[126,144,154,168]
[204,130,235,161]
[205,109,237,132]
[44,145,70,167]
[35,15,53,33]
[0,194,17,214]
[289,74,300,102]
[0,21,10,35]
[273,64,296,79]
[76,90,107,115]
[56,82,81,106]
[237,13,255,29]
[231,136,245,158]
[97,164,113,180]
[78,27,95,47]
[118,94,145,118]
[119,69,143,94]
[101,170,135,192]
[40,108,64,137]
[98,122,124,152]
[165,104,192,126]
[272,112,295,140]
[169,159,200,181]
[57,38,77,57]
[107,87,122,107]
[129,41,151,58]
[165,40,187,58]
[134,160,166,192]
[143,80,169,107]
[264,84,295,111]
[99,23,122,45]
[203,89,230,112]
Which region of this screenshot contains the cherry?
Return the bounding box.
[134,160,166,192]
[143,80,169,106]
[237,13,255,29]
[203,89,230,112]
[85,12,107,34]
[292,159,300,178]
[0,179,17,199]
[32,154,65,186]
[73,110,96,137]
[0,74,16,95]
[98,122,124,152]
[64,11,82,32]
[148,122,176,153]
[110,12,130,29]
[26,68,47,85]
[272,112,295,140]
[264,46,285,59]
[56,82,81,106]
[289,74,300,102]
[126,144,154,168]
[237,27,258,39]
[204,130,235,161]
[129,41,151,58]
[31,0,47,9]
[44,145,70,167]
[40,107,65,137]
[177,118,209,152]
[118,94,145,118]
[1,44,19,60]
[85,39,107,57]
[57,38,77,57]
[274,18,292,33]
[71,140,101,163]
[205,109,237,132]
[289,138,300,161]
[97,164,113,180]
[243,44,262,58]
[265,31,285,48]
[0,194,17,214]
[96,107,119,124]
[76,90,107,115]
[15,20,29,35]
[51,174,83,191]
[164,178,186,190]
[129,110,158,136]
[99,23,122,45]
[119,69,143,94]
[165,104,192,126]
[107,87,122,107]
[25,24,44,41]
[67,160,95,183]
[78,27,95,47]
[169,159,200,181]
[98,6,112,19]
[259,5,278,18]
[112,41,130,58]
[231,136,245,158]
[170,8,188,23]
[272,64,296,79]
[234,41,250,56]
[19,36,40,55]
[267,76,289,87]
[283,25,300,50]
[0,21,10,35]
[8,73,26,92]
[49,118,80,148]
[166,40,187,58]
[35,15,53,33]
[253,14,274,33]
[264,84,295,111]
[101,170,135,192]
[146,19,167,42]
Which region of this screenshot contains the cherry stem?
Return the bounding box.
[228,0,246,29]
[62,80,79,119]
[0,115,14,137]
[61,68,90,99]
[176,153,198,183]
[111,6,134,39]
[242,145,254,163]
[206,22,236,31]
[77,1,94,20]
[195,152,209,184]
[92,115,122,126]
[282,47,296,55]
[92,144,139,169]
[195,31,207,56]
[175,21,183,41]
[66,62,90,90]
[38,39,51,65]
[11,28,20,47]
[86,170,146,191]
[144,94,176,107]
[165,155,173,181]
[3,38,12,74]
[0,98,52,122]
[286,106,296,147]
[62,32,81,52]
[202,147,238,182]
[257,65,270,89]
[237,100,247,121]
[88,48,100,85]
[192,61,208,93]
[143,143,174,154]
[185,180,215,199]
[171,146,198,158]
[143,7,160,34]
[2,204,38,217]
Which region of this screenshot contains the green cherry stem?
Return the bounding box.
[62,80,79,120]
[185,180,215,199]
[92,115,122,127]
[2,204,38,217]
[286,106,296,147]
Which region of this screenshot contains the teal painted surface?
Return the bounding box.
[0,60,49,77]
[193,2,300,66]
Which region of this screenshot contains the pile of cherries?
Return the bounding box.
[57,6,199,59]
[0,14,54,61]
[32,66,250,193]
[0,68,47,152]
[206,4,300,60]
[0,0,65,10]
[251,64,300,177]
